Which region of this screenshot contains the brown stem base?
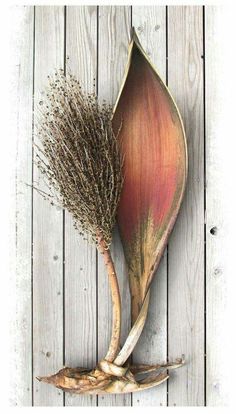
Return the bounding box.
[37,358,184,395]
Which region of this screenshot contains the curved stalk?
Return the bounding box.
[114,290,150,366]
[97,234,121,362]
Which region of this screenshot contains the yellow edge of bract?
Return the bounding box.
[112,27,188,203]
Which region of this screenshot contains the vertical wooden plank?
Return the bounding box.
[131,6,167,407]
[33,6,64,406]
[97,5,131,407]
[205,6,230,406]
[64,6,97,407]
[168,6,205,406]
[12,6,34,406]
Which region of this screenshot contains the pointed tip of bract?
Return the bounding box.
[36,374,55,384]
[36,371,63,386]
[130,27,141,47]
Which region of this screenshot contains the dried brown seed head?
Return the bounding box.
[36,71,123,248]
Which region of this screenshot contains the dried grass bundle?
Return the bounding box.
[36,70,123,249]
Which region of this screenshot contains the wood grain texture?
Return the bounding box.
[12,5,230,407]
[167,6,205,406]
[97,5,131,407]
[33,6,64,406]
[205,6,229,406]
[131,6,168,407]
[64,6,97,407]
[12,6,34,406]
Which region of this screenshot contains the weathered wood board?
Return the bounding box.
[33,6,65,406]
[12,6,34,406]
[64,6,97,407]
[167,6,205,406]
[205,6,230,407]
[12,5,229,407]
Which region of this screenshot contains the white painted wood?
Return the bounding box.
[11,6,34,406]
[97,5,131,407]
[131,6,168,407]
[205,6,231,406]
[33,6,64,406]
[168,6,205,406]
[64,6,97,407]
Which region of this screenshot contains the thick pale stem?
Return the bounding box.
[115,256,164,366]
[97,235,121,362]
[114,290,150,366]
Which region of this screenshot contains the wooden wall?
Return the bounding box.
[12,5,228,406]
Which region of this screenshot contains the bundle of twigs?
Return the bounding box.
[36,29,187,395]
